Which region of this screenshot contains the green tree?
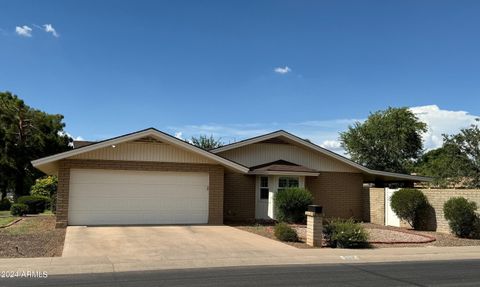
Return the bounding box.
[340,107,427,173]
[443,119,480,188]
[190,135,223,150]
[0,92,71,197]
[414,144,473,188]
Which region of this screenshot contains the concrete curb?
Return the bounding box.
[1,246,480,276]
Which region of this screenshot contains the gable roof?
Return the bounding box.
[249,160,320,176]
[32,128,249,174]
[212,130,431,182]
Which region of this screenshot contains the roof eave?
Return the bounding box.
[32,128,249,174]
[248,171,320,177]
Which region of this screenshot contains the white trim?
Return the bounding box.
[31,128,249,174]
[248,171,320,177]
[212,130,431,182]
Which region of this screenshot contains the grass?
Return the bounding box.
[0,210,11,217]
[1,216,45,235]
[0,215,66,258]
[0,217,16,227]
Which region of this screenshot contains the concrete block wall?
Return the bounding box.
[422,189,480,233]
[368,188,385,225]
[366,187,480,233]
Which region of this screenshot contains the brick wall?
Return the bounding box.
[305,172,364,219]
[223,172,256,222]
[422,189,480,233]
[366,188,480,233]
[367,188,385,225]
[56,159,224,228]
[362,186,370,222]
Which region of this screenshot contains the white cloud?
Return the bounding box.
[15,25,32,37]
[409,105,479,150]
[43,24,59,37]
[274,66,291,74]
[58,131,84,142]
[174,132,183,140]
[168,105,479,157]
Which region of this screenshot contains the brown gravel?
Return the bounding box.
[0,215,65,258]
[233,222,480,249]
[363,223,480,248]
[234,224,312,248]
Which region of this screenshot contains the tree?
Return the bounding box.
[190,135,223,150]
[0,92,72,197]
[340,107,427,173]
[414,144,473,188]
[443,119,480,188]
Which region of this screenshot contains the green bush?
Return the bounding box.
[0,198,12,211]
[274,187,313,223]
[274,222,298,242]
[10,203,28,216]
[30,176,57,212]
[444,197,479,238]
[17,195,50,214]
[390,188,429,229]
[324,218,369,248]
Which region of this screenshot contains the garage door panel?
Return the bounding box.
[68,169,209,225]
[69,197,208,212]
[70,171,208,185]
[69,183,208,197]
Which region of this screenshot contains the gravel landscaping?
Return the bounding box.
[0,215,65,258]
[233,222,480,249]
[234,224,313,248]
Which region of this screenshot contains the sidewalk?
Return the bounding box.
[1,246,480,276]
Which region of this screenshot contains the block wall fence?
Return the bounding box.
[364,188,480,233]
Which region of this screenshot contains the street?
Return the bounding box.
[2,259,480,287]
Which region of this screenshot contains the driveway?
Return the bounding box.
[63,225,297,262]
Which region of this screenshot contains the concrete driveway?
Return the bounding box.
[63,225,297,263]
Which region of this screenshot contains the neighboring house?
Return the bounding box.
[32,128,430,227]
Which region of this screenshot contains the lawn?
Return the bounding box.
[0,215,65,258]
[0,210,10,217]
[0,210,17,227]
[0,217,16,227]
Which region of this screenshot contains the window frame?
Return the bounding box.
[277,177,300,192]
[259,176,269,200]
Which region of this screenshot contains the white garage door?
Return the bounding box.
[68,169,209,225]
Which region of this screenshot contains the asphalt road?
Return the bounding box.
[2,260,480,287]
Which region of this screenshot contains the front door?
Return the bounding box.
[255,176,304,220]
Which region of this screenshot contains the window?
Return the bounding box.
[278,177,299,192]
[260,176,269,200]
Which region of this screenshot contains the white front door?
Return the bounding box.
[255,175,305,220]
[385,188,401,227]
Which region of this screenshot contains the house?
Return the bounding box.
[32,128,430,227]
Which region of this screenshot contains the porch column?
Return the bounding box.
[305,205,323,247]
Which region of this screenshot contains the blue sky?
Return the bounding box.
[1,1,479,153]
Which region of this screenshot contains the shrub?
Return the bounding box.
[390,188,429,229]
[10,203,28,216]
[17,195,50,214]
[324,218,369,248]
[0,198,12,211]
[274,222,298,242]
[30,176,57,212]
[444,197,479,238]
[275,187,313,223]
